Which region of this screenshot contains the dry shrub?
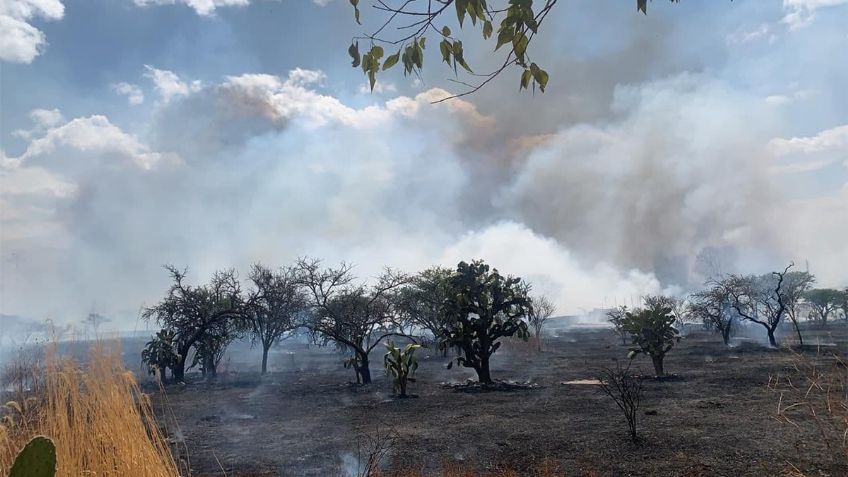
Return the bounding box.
[0,342,181,477]
[768,351,848,474]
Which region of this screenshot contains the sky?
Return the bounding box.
[0,0,846,327]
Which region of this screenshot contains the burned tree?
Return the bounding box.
[689,285,736,346]
[805,288,844,325]
[296,258,409,385]
[248,264,307,374]
[623,297,680,377]
[527,294,556,351]
[720,263,797,348]
[142,266,247,381]
[440,260,532,384]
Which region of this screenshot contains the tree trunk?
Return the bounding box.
[722,325,731,346]
[767,328,778,347]
[477,354,493,384]
[358,353,371,385]
[261,345,270,374]
[793,320,804,346]
[172,355,187,382]
[651,355,665,377]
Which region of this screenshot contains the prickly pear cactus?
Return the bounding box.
[9,435,56,477]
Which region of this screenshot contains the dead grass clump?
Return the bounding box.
[768,351,848,475]
[0,342,181,477]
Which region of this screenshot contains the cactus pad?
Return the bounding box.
[9,435,56,477]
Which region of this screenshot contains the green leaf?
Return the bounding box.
[513,33,528,58]
[455,0,468,27]
[368,69,376,91]
[520,69,531,90]
[348,42,360,68]
[371,45,384,59]
[637,0,647,15]
[419,37,426,49]
[382,52,399,70]
[439,39,452,64]
[349,0,358,5]
[496,26,515,50]
[442,26,451,37]
[482,20,493,39]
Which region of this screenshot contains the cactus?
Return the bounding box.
[9,435,56,477]
[384,341,421,397]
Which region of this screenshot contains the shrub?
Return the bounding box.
[383,341,421,398]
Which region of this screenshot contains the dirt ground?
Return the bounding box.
[148,323,848,477]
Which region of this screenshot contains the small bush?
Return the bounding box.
[597,361,644,443]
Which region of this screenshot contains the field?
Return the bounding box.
[146,323,848,476]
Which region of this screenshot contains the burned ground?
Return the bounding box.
[148,325,848,476]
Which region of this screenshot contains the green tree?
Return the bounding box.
[397,266,454,350]
[623,296,680,377]
[346,0,687,98]
[804,288,843,325]
[440,260,532,384]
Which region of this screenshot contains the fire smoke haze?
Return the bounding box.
[0,1,846,326]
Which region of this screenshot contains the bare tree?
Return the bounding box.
[142,266,247,381]
[527,294,556,351]
[296,258,409,385]
[783,271,815,345]
[248,263,307,374]
[83,311,111,336]
[720,263,795,348]
[690,285,736,346]
[607,305,629,345]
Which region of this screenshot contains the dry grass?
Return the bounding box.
[768,351,848,476]
[0,342,182,477]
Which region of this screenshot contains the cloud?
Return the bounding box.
[111,82,145,105]
[726,24,775,45]
[782,0,848,30]
[768,124,848,155]
[0,0,64,63]
[3,67,847,325]
[17,114,180,171]
[12,108,64,140]
[143,65,202,103]
[133,0,250,16]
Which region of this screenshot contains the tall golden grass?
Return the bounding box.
[0,342,181,477]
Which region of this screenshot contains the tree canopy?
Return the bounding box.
[346,0,687,99]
